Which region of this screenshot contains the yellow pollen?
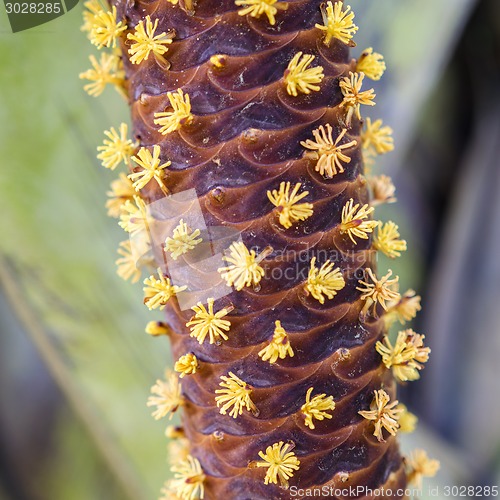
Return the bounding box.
[301,387,336,429]
[154,89,193,135]
[127,15,174,65]
[284,52,324,97]
[235,0,288,26]
[186,298,232,345]
[358,389,402,442]
[215,372,257,419]
[258,320,294,364]
[301,125,357,178]
[305,257,345,304]
[315,1,358,46]
[267,181,313,228]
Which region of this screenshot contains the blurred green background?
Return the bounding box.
[1,0,499,498]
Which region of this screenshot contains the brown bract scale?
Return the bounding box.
[109,0,407,498]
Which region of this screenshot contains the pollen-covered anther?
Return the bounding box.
[90,6,126,49]
[305,257,345,304]
[127,15,174,65]
[373,221,407,258]
[405,449,440,488]
[315,1,358,46]
[358,389,402,442]
[129,145,170,195]
[384,289,422,326]
[215,372,257,418]
[284,52,325,97]
[369,174,397,206]
[218,242,272,291]
[97,123,136,170]
[147,370,183,420]
[362,118,395,155]
[250,441,300,487]
[79,53,125,98]
[145,321,172,336]
[106,173,135,218]
[339,198,379,244]
[267,181,313,228]
[339,71,376,124]
[174,353,199,378]
[118,195,150,234]
[165,219,202,260]
[186,298,233,345]
[376,329,430,382]
[143,268,187,310]
[154,89,193,135]
[258,320,294,364]
[357,268,400,317]
[397,404,418,433]
[235,0,288,26]
[301,387,336,429]
[301,125,357,178]
[165,455,206,500]
[116,240,141,283]
[356,48,386,81]
[81,0,103,34]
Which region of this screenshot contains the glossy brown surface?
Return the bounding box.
[112,0,406,497]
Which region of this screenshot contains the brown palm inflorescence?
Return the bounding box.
[80,0,439,498]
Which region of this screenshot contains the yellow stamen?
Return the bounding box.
[165,220,202,260]
[143,268,187,310]
[147,370,183,420]
[252,441,300,487]
[397,404,418,433]
[154,89,193,135]
[376,330,430,382]
[305,257,345,304]
[284,52,324,97]
[218,242,271,291]
[339,71,376,123]
[129,145,170,194]
[315,1,358,46]
[258,320,294,364]
[106,173,136,218]
[97,123,136,170]
[116,240,141,283]
[118,195,150,234]
[339,199,378,244]
[174,353,199,378]
[362,118,394,155]
[301,387,336,430]
[127,15,174,65]
[357,268,400,317]
[301,126,357,178]
[90,6,126,49]
[406,449,440,488]
[215,372,257,419]
[373,221,407,259]
[384,289,422,327]
[167,455,205,500]
[267,182,313,228]
[145,321,172,336]
[358,389,402,442]
[186,298,232,345]
[356,48,386,81]
[235,0,288,26]
[369,174,397,206]
[79,53,125,98]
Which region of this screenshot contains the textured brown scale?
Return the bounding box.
[112,0,407,497]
